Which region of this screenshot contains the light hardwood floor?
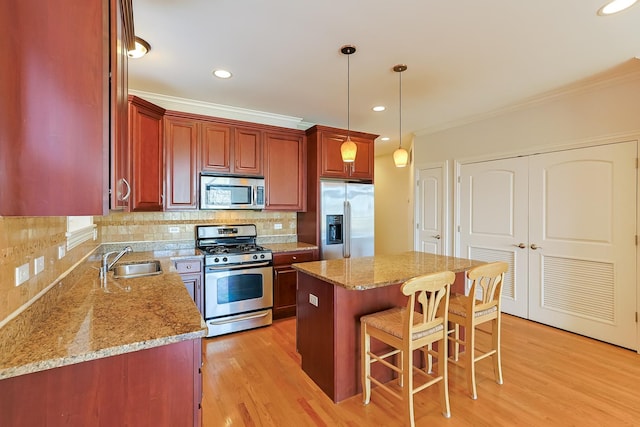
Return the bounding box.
[202,314,640,426]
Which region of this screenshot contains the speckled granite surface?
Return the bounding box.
[264,242,318,253]
[292,251,486,290]
[0,249,206,380]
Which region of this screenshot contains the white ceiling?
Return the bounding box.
[128,0,640,155]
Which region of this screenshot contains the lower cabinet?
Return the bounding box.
[273,249,317,319]
[175,258,203,315]
[0,339,203,427]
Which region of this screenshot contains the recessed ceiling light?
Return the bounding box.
[213,69,232,79]
[372,106,386,112]
[127,37,151,59]
[598,0,638,15]
[380,137,390,141]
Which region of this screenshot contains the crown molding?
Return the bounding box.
[415,58,640,136]
[128,89,314,130]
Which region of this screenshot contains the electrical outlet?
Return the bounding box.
[168,226,180,233]
[15,263,29,286]
[309,293,319,307]
[34,256,45,275]
[274,223,282,230]
[58,245,66,259]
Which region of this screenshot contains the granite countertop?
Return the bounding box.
[0,249,206,380]
[264,242,318,253]
[292,251,486,290]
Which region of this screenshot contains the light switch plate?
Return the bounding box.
[15,263,29,286]
[309,293,319,307]
[58,245,66,259]
[168,226,180,233]
[34,256,45,275]
[274,223,283,230]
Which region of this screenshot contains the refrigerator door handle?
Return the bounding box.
[344,200,351,258]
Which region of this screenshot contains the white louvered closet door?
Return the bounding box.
[528,142,637,349]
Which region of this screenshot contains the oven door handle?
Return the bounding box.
[208,310,271,325]
[205,261,272,271]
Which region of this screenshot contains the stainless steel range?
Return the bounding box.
[196,224,273,337]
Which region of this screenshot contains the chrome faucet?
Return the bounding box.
[99,246,133,278]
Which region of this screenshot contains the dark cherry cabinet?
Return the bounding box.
[0,0,132,216]
[273,249,317,319]
[0,339,203,426]
[201,122,232,173]
[201,124,262,176]
[307,125,377,182]
[264,131,307,211]
[128,96,165,211]
[175,258,204,314]
[165,115,199,210]
[109,0,133,211]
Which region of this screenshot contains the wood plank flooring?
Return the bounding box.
[202,314,640,426]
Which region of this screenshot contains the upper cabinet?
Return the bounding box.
[128,96,165,212]
[165,114,199,211]
[264,131,307,211]
[307,125,377,182]
[201,123,262,176]
[0,0,132,216]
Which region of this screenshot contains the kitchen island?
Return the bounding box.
[292,251,485,403]
[0,249,206,426]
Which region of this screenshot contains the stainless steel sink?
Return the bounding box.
[112,260,162,279]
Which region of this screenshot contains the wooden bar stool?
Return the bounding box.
[361,270,455,426]
[448,261,508,399]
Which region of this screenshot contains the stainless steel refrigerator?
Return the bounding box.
[320,181,374,259]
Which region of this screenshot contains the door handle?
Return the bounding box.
[433,234,441,240]
[530,244,542,250]
[514,243,526,249]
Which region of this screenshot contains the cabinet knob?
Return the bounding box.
[186,265,192,269]
[292,256,297,260]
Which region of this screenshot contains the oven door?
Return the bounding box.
[204,263,273,319]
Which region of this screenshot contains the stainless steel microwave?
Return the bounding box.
[200,175,265,210]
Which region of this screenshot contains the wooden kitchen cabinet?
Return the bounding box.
[128,95,165,211]
[175,258,204,314]
[165,114,199,210]
[264,131,307,211]
[201,122,263,176]
[0,339,202,426]
[307,125,377,182]
[273,249,318,319]
[0,0,131,216]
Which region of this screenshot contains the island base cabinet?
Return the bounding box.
[296,271,467,403]
[0,339,202,427]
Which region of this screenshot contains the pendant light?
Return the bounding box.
[393,64,409,168]
[340,45,358,163]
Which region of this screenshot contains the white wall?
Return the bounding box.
[413,65,640,254]
[374,148,414,255]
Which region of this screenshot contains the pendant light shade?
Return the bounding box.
[393,64,408,168]
[341,45,357,163]
[393,147,409,167]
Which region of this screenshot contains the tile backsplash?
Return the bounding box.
[1,210,297,325]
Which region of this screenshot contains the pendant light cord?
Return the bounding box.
[347,52,351,140]
[399,68,402,150]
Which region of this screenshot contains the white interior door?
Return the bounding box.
[458,157,529,318]
[528,142,637,349]
[415,165,445,254]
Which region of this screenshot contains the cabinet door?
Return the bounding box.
[264,132,306,211]
[201,123,231,173]
[165,117,199,210]
[320,132,349,179]
[129,98,164,212]
[0,0,111,216]
[273,266,298,319]
[109,0,130,211]
[349,136,374,181]
[180,274,203,314]
[234,128,262,175]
